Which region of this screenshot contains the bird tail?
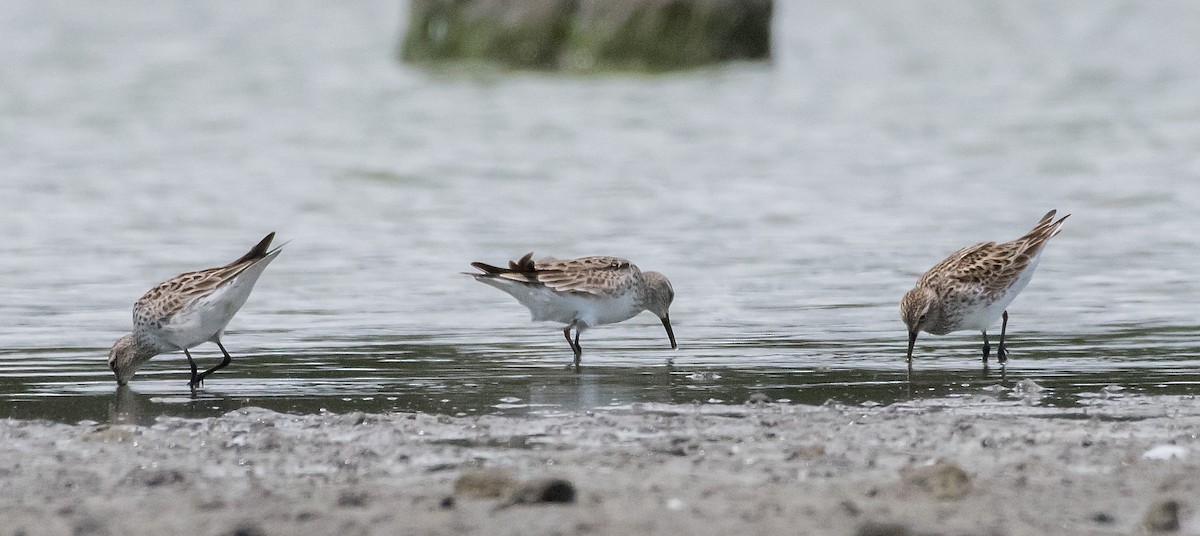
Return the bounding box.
[1021,210,1070,252]
[465,252,538,281]
[228,232,277,267]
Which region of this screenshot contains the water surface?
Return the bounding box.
[2,1,1199,423]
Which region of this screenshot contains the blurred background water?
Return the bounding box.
[2,1,1198,423]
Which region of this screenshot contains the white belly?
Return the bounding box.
[480,278,643,328]
[156,261,273,350]
[958,255,1041,332]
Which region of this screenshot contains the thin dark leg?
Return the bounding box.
[563,326,578,356]
[184,348,200,388]
[981,331,991,363]
[572,329,582,369]
[996,311,1009,364]
[194,340,234,386]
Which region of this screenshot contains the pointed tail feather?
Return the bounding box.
[510,252,536,272]
[1048,213,1069,239]
[1020,210,1069,252]
[470,261,508,275]
[469,252,537,276]
[466,253,541,284]
[227,232,276,267]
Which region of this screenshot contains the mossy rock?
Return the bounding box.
[399,0,772,72]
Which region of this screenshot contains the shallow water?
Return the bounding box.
[2,1,1199,423]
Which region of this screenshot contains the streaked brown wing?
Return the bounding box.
[132,261,257,326]
[533,256,638,295]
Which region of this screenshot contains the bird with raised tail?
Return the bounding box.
[109,233,283,388]
[901,210,1069,367]
[466,253,676,368]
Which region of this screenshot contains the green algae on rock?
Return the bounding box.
[399,0,772,72]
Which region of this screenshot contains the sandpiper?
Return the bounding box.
[109,233,283,388]
[900,210,1069,366]
[467,252,676,367]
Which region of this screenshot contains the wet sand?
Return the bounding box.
[1,392,1197,536]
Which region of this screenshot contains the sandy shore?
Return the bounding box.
[1,392,1197,536]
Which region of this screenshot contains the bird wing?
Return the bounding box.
[469,253,640,296]
[919,210,1069,294]
[131,233,281,327]
[132,262,260,327]
[533,256,640,295]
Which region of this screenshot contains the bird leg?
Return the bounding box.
[996,311,1009,364]
[184,348,201,388]
[573,328,582,368]
[562,325,577,355]
[981,331,991,363]
[193,340,234,387]
[563,323,584,367]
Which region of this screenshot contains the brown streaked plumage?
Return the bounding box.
[467,253,676,368]
[108,233,283,388]
[901,210,1069,366]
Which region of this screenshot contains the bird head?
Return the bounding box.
[642,271,677,350]
[899,286,937,361]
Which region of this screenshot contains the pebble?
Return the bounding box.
[1142,498,1181,532]
[221,522,267,536]
[124,467,187,487]
[902,460,971,501]
[1142,445,1188,461]
[454,468,517,499]
[82,425,134,443]
[855,521,912,536]
[336,489,370,508]
[786,444,826,461]
[339,412,366,426]
[746,393,773,405]
[503,478,577,506]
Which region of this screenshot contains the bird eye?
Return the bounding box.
[918,313,927,323]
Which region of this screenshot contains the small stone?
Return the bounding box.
[72,516,108,536]
[454,468,518,499]
[1142,445,1188,461]
[83,425,134,443]
[336,490,369,508]
[124,468,187,487]
[1014,378,1044,393]
[746,393,772,405]
[786,444,826,461]
[902,460,971,501]
[504,478,577,506]
[651,437,696,457]
[221,523,266,536]
[855,521,911,536]
[840,500,861,517]
[1142,498,1181,532]
[339,412,366,426]
[1091,512,1114,524]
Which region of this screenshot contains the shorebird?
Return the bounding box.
[108,233,283,388]
[466,253,676,367]
[900,210,1069,366]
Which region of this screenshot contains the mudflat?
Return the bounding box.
[1,392,1196,536]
